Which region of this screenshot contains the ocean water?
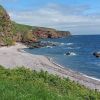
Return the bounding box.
[24,35,100,79]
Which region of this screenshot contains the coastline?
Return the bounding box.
[48,57,100,82]
[0,43,100,91]
[47,57,100,90]
[50,57,100,82]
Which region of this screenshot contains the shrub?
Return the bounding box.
[3,36,14,46]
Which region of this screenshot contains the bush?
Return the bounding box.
[3,36,14,46]
[22,31,34,42]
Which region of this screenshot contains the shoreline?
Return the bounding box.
[19,45,100,90]
[46,57,100,90]
[0,43,100,91]
[48,56,100,82]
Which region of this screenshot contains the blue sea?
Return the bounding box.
[24,35,100,79]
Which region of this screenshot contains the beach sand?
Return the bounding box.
[0,43,100,91]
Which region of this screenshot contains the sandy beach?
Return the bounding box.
[0,43,100,91]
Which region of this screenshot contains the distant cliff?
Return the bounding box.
[13,25,71,43]
[31,27,71,39]
[0,5,71,46]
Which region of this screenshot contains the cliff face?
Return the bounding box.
[0,5,12,34]
[0,5,13,46]
[57,31,71,37]
[31,27,71,39]
[17,26,71,43]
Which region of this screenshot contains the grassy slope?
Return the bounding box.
[0,66,100,100]
[12,22,33,35]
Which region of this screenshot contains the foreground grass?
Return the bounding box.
[0,66,100,100]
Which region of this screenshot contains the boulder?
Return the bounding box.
[65,52,76,56]
[93,52,100,58]
[65,52,71,56]
[28,41,59,49]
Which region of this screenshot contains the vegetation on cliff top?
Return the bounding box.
[0,66,100,100]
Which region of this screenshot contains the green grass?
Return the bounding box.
[12,22,34,35]
[0,66,100,100]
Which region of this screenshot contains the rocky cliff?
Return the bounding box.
[13,25,71,43]
[0,5,13,46]
[31,27,71,39]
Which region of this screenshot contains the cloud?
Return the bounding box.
[8,4,100,34]
[46,4,90,15]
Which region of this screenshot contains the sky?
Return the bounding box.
[0,0,100,35]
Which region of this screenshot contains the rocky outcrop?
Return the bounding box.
[20,27,71,46]
[28,41,59,49]
[93,52,100,58]
[31,27,71,39]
